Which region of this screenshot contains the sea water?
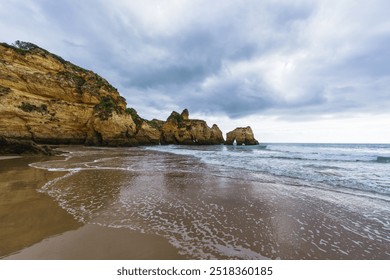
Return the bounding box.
[147,143,390,198]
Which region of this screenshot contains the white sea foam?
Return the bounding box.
[146,143,390,197]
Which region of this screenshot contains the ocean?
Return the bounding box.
[147,143,390,198]
[28,144,390,259]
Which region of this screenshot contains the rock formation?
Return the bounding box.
[0,41,252,153]
[0,41,139,147]
[181,108,189,120]
[225,126,259,145]
[124,108,162,145]
[0,136,56,155]
[161,109,224,145]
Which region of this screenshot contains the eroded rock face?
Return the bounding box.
[181,108,189,120]
[0,42,137,146]
[225,126,259,145]
[0,136,56,155]
[161,109,224,145]
[124,108,162,145]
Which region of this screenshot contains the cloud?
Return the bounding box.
[1,0,390,122]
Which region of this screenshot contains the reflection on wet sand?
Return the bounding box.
[0,156,81,257]
[5,224,184,260]
[1,154,183,259]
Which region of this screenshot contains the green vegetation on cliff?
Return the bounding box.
[94,96,120,120]
[6,40,67,64]
[125,108,143,126]
[125,108,162,129]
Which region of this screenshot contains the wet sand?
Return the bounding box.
[4,224,183,260]
[0,156,22,160]
[0,156,79,257]
[0,155,183,260]
[1,147,389,259]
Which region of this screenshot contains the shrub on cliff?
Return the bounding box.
[8,40,67,63]
[13,40,38,51]
[94,96,119,120]
[125,108,143,126]
[125,108,163,129]
[167,111,184,124]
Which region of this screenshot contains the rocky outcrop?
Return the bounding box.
[181,108,189,120]
[0,136,56,155]
[161,109,224,145]
[225,126,259,145]
[125,108,162,145]
[1,41,256,151]
[0,41,138,146]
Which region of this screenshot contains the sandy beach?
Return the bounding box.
[0,156,78,257]
[4,224,183,260]
[0,156,22,160]
[0,154,183,259]
[1,147,389,259]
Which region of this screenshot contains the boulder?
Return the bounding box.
[225,126,259,145]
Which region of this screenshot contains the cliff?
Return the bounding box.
[0,41,140,146]
[0,41,227,150]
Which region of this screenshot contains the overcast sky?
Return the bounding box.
[1,0,390,143]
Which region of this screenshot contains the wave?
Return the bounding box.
[146,145,390,197]
[268,155,307,161]
[377,156,390,163]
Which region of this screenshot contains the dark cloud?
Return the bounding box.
[125,64,209,88]
[1,0,390,121]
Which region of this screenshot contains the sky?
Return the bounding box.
[1,0,390,143]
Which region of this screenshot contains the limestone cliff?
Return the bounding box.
[225,126,259,145]
[124,108,162,145]
[0,41,138,146]
[0,41,239,150]
[161,109,224,145]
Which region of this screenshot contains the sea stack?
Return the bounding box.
[225,126,259,145]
